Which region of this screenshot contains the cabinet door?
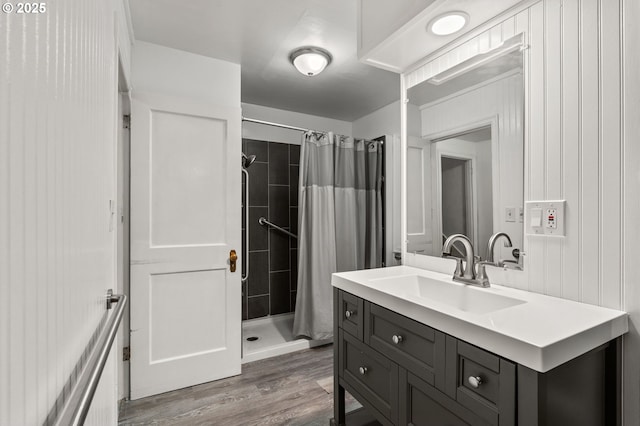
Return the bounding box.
[339,329,398,423]
[400,369,490,426]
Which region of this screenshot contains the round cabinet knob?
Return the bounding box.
[468,376,483,388]
[392,334,403,345]
[345,310,354,319]
[359,366,368,375]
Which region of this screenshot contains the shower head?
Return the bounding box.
[242,153,257,169]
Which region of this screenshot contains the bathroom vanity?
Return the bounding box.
[331,266,627,426]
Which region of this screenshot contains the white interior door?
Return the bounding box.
[129,92,241,399]
[406,136,433,255]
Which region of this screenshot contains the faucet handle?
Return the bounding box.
[442,253,464,277]
[474,261,493,287]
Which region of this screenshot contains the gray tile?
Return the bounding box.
[249,207,268,251]
[247,295,269,319]
[269,142,289,185]
[248,251,269,296]
[242,281,248,321]
[269,230,290,271]
[248,162,268,206]
[269,185,289,227]
[290,207,298,236]
[270,271,291,315]
[244,138,268,163]
[290,144,301,165]
[290,165,299,206]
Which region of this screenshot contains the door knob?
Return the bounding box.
[230,250,238,272]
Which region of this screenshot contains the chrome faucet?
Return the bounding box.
[442,234,476,281]
[487,232,513,266]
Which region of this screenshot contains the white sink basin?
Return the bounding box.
[332,265,628,372]
[369,275,525,315]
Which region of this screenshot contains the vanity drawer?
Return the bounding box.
[365,302,446,391]
[339,329,398,423]
[446,337,515,426]
[338,290,364,339]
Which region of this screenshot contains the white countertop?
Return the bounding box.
[332,265,628,372]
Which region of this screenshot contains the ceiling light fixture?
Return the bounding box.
[290,47,332,77]
[428,12,469,36]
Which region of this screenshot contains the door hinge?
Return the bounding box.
[123,346,131,361]
[123,115,131,129]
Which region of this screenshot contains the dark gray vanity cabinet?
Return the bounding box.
[333,288,620,426]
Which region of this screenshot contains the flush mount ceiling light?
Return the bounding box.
[290,47,332,77]
[428,12,469,36]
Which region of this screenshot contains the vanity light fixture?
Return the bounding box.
[428,34,525,85]
[428,12,469,36]
[290,47,332,76]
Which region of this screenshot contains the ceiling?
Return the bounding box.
[127,0,401,122]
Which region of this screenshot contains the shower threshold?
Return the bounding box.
[242,313,332,364]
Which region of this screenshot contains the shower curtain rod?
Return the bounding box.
[242,116,384,145]
[242,116,326,134]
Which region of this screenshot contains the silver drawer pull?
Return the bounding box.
[345,310,355,319]
[468,376,483,388]
[392,334,403,344]
[359,366,368,375]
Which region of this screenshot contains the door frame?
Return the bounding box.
[425,116,500,254]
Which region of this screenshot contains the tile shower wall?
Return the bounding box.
[242,139,300,320]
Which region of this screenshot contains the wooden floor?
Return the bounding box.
[119,344,360,425]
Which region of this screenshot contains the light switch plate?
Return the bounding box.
[525,200,566,236]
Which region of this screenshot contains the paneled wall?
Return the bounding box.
[0,2,119,425]
[405,0,638,423]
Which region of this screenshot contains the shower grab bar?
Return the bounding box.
[52,290,127,426]
[259,217,297,239]
[242,168,249,283]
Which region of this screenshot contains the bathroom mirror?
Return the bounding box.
[405,44,524,265]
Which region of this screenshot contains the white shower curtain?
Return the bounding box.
[293,132,383,340]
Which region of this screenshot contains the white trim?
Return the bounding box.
[403,0,539,75]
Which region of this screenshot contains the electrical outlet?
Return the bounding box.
[505,207,516,222]
[545,208,557,229]
[525,200,566,236]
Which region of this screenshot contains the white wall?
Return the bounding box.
[404,1,640,423]
[132,41,240,107]
[0,1,121,424]
[242,103,352,144]
[352,100,401,139]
